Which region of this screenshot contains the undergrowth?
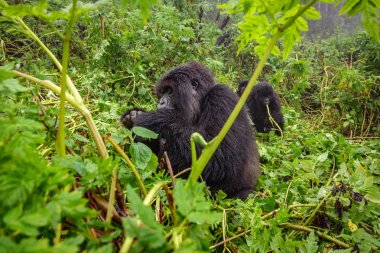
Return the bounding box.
[0,0,379,252]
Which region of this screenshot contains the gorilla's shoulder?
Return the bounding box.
[201,84,238,113]
[208,84,238,100]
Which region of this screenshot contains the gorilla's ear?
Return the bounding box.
[191,79,200,89]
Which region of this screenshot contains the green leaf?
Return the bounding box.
[361,0,380,43]
[126,185,161,229]
[48,191,93,221]
[132,126,158,139]
[123,185,167,250]
[339,0,362,15]
[0,64,14,80]
[129,142,158,178]
[316,152,329,163]
[121,0,158,21]
[173,179,221,225]
[0,78,28,93]
[187,211,222,224]
[302,6,321,20]
[305,231,319,252]
[20,209,51,227]
[3,1,49,18]
[16,238,51,253]
[72,133,89,143]
[317,187,328,199]
[365,191,380,203]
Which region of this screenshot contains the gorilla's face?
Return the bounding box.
[255,85,274,105]
[155,62,215,123]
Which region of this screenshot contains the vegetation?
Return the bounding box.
[0,0,379,252]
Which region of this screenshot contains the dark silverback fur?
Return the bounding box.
[237,80,284,135]
[121,62,260,199]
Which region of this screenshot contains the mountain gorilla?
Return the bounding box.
[237,80,284,135]
[121,62,260,199]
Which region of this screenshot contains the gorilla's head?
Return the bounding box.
[253,82,275,105]
[155,62,215,122]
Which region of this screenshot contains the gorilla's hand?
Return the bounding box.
[120,109,145,128]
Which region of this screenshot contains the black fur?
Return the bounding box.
[237,80,284,135]
[121,62,260,199]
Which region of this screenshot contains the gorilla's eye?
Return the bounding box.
[191,79,200,89]
[164,87,173,95]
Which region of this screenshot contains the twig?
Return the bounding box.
[115,181,128,216]
[211,203,318,249]
[143,182,166,206]
[163,184,178,226]
[174,167,192,178]
[303,191,331,226]
[278,223,351,249]
[90,191,122,224]
[105,134,147,197]
[222,209,228,250]
[348,136,380,140]
[106,165,118,223]
[210,229,250,249]
[262,203,317,220]
[15,17,83,104]
[164,151,175,186]
[266,103,283,138]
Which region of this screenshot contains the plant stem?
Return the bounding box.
[13,70,109,159]
[16,17,83,104]
[188,132,208,186]
[57,0,78,155]
[120,237,134,253]
[143,182,165,206]
[210,203,320,249]
[105,135,147,196]
[279,223,351,249]
[106,165,118,223]
[304,191,331,226]
[266,103,284,137]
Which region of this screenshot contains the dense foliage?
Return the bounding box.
[0,0,379,252]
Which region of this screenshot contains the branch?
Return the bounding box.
[13,70,109,159]
[105,134,147,197]
[279,223,351,249]
[106,165,118,223]
[15,17,83,104]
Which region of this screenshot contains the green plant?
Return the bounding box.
[0,0,379,252]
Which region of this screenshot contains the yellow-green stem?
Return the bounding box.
[106,165,118,223]
[304,191,332,226]
[13,70,109,159]
[143,182,165,205]
[265,103,284,137]
[16,17,83,104]
[120,237,134,253]
[105,135,147,196]
[278,223,351,249]
[57,0,78,155]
